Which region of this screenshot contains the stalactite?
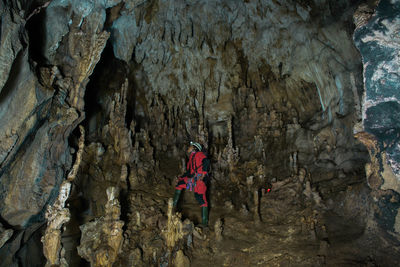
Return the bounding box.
[224,117,239,172]
[42,125,85,267]
[120,164,128,191]
[254,135,263,157]
[289,151,298,174]
[197,122,209,149]
[66,26,110,111]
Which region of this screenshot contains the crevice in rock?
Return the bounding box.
[25,6,46,66]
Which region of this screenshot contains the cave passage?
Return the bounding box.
[1,0,400,266]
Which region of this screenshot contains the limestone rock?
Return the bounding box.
[0,225,13,249]
[214,219,223,242]
[354,0,400,186]
[77,187,124,267]
[0,0,112,229]
[0,106,78,227]
[0,2,23,93]
[42,229,62,266]
[1,0,399,266]
[164,198,193,250]
[173,250,190,267]
[41,126,84,267]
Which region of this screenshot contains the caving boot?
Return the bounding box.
[201,206,209,227]
[172,190,182,209]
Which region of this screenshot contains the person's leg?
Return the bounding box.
[194,180,208,226]
[172,190,182,208]
[201,206,208,226]
[174,177,188,208]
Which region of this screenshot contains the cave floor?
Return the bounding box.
[124,178,353,267]
[92,153,379,267]
[180,192,323,267]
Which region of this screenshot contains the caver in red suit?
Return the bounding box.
[173,141,210,226]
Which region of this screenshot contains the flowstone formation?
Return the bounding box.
[0,0,400,266]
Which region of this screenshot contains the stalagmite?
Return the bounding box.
[77,187,124,267]
[304,181,312,199]
[135,211,141,228]
[120,164,128,184]
[246,176,254,187]
[197,123,209,149]
[165,198,184,250]
[253,190,261,223]
[214,219,223,242]
[298,168,306,184]
[42,125,85,267]
[173,250,190,267]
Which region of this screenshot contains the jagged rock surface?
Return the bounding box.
[0,0,399,266]
[77,187,124,267]
[354,0,400,236]
[0,0,109,228]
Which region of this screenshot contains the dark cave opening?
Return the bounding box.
[25,8,47,66]
[83,41,128,142]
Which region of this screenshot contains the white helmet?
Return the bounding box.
[190,141,202,151]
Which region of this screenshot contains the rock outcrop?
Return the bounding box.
[354,0,400,234]
[0,0,109,228]
[77,187,124,267]
[41,125,85,267]
[0,0,399,266]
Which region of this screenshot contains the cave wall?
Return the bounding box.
[0,0,400,266]
[355,0,400,189]
[354,0,400,234]
[0,0,111,228]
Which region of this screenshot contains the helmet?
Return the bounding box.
[190,141,202,151]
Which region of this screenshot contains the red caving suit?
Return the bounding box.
[175,151,209,207]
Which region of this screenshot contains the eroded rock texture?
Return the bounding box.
[77,187,124,267]
[354,0,400,238]
[0,0,399,266]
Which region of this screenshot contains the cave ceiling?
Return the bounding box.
[0,0,400,266]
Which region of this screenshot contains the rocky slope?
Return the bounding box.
[0,0,399,266]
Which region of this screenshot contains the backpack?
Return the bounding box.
[201,154,211,173]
